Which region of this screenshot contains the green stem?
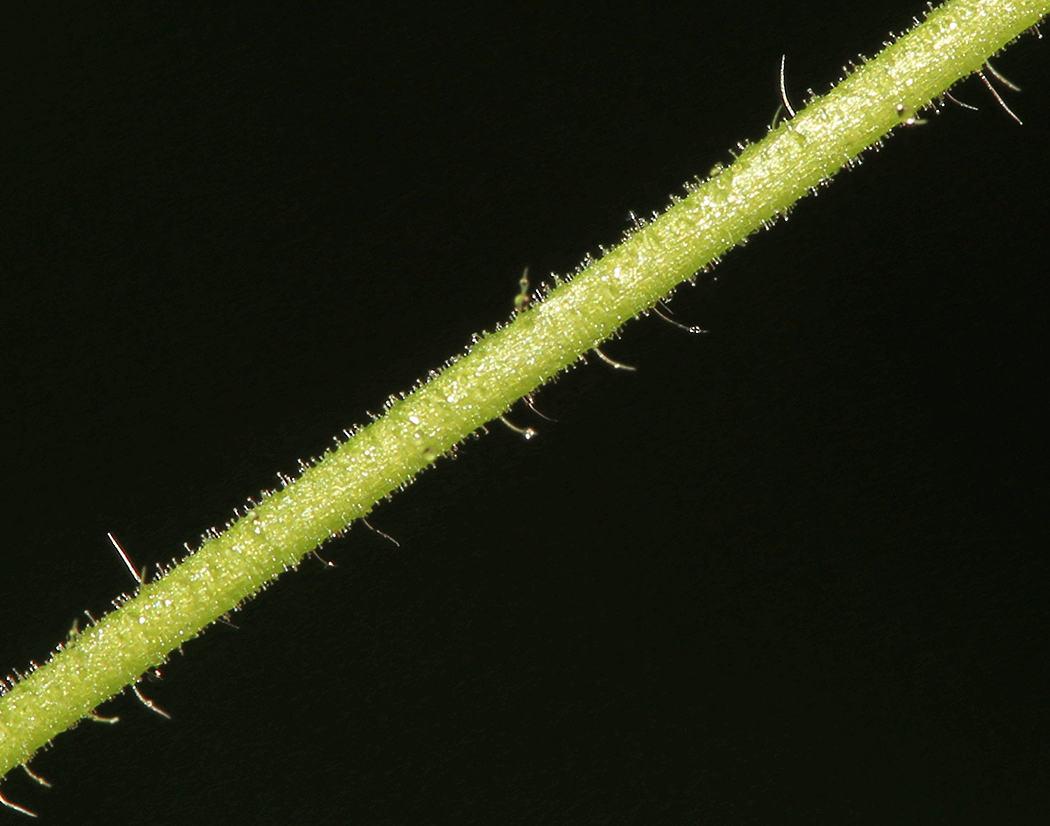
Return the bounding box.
[1,0,1046,785]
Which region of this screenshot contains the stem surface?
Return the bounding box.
[2,0,1046,784]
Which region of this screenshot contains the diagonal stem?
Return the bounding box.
[2,0,1047,786]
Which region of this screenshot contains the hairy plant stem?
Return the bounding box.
[1,0,1046,788]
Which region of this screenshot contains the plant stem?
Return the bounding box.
[1,0,1046,787]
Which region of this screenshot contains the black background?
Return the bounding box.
[3,2,1048,823]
